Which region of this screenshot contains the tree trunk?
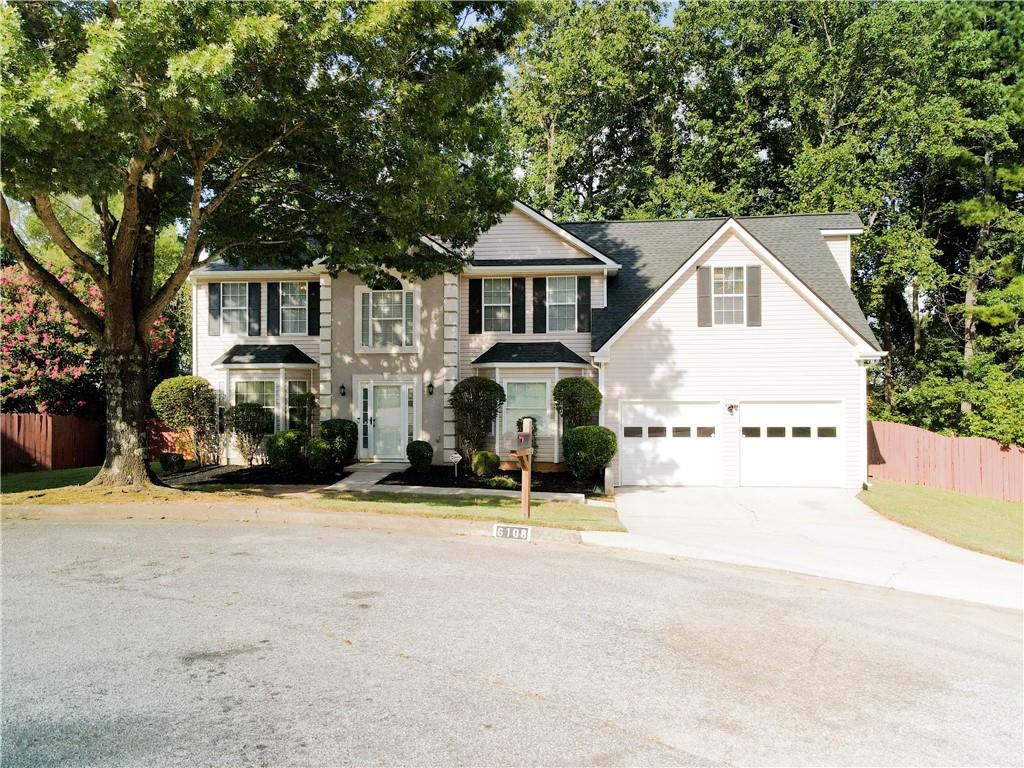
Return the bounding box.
[88,346,159,486]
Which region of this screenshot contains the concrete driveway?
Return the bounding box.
[583,487,1023,609]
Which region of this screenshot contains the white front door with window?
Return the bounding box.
[619,401,723,486]
[739,401,843,487]
[357,381,417,460]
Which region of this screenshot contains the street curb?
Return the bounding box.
[2,502,585,545]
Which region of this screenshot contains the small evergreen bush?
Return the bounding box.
[150,375,218,465]
[562,426,617,484]
[225,402,272,466]
[266,429,306,474]
[553,376,602,430]
[471,450,500,478]
[158,452,185,474]
[406,440,434,470]
[486,475,517,490]
[448,377,505,460]
[319,419,358,465]
[307,437,333,475]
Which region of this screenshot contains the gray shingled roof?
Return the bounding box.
[561,213,880,351]
[212,344,317,366]
[472,342,590,366]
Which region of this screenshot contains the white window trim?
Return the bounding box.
[503,379,552,438]
[546,275,577,333]
[353,284,421,353]
[482,277,512,333]
[280,281,309,336]
[232,377,277,431]
[220,281,250,336]
[711,265,746,327]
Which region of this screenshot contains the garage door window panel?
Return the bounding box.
[697,426,716,437]
[713,267,745,325]
[623,427,642,438]
[672,427,691,437]
[647,426,667,438]
[818,427,837,437]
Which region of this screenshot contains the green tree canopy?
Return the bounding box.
[1,0,528,484]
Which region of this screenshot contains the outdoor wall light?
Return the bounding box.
[339,384,347,397]
[726,403,737,414]
[427,383,435,396]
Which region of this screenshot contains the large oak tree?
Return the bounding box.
[1,0,526,485]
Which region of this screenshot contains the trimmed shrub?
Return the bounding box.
[307,437,333,475]
[448,377,505,459]
[471,450,500,478]
[158,452,185,474]
[150,375,218,465]
[289,391,318,438]
[266,429,306,474]
[553,376,602,431]
[406,440,434,471]
[486,475,517,490]
[225,402,272,466]
[319,419,358,465]
[563,426,617,484]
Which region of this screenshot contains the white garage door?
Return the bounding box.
[620,402,722,486]
[739,402,843,487]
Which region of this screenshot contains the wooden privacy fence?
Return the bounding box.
[868,421,1024,502]
[1,413,104,472]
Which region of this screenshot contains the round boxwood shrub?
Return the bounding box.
[225,402,273,466]
[407,440,434,471]
[266,429,306,474]
[307,437,333,475]
[319,419,358,465]
[158,452,185,474]
[486,475,517,490]
[150,375,218,465]
[562,426,617,484]
[471,450,500,478]
[448,377,505,460]
[553,376,602,431]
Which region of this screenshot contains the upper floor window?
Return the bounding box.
[483,278,512,332]
[547,276,576,332]
[221,283,249,335]
[280,282,308,335]
[713,266,745,325]
[358,288,416,350]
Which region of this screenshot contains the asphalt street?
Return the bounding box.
[2,518,1021,767]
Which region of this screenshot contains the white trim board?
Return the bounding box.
[592,218,879,360]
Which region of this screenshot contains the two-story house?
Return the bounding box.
[189,202,883,489]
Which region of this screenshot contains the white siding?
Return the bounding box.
[459,274,597,380]
[602,233,867,489]
[824,235,852,285]
[472,208,596,261]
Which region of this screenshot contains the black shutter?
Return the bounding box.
[512,277,526,333]
[532,277,546,333]
[746,265,761,327]
[308,280,320,335]
[697,267,712,327]
[468,278,482,334]
[208,282,221,336]
[266,282,280,336]
[248,282,261,336]
[576,276,591,332]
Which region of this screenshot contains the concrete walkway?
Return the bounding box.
[582,487,1023,610]
[325,462,587,502]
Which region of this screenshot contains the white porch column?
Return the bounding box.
[442,273,459,451]
[318,274,333,424]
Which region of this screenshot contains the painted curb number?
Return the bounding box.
[493,524,532,542]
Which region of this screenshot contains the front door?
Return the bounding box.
[372,385,404,458]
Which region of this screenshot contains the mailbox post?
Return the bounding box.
[510,417,534,519]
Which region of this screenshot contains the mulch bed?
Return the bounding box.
[167,464,349,487]
[379,464,596,495]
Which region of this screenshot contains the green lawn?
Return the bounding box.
[1,465,623,533]
[1,465,101,493]
[859,478,1023,563]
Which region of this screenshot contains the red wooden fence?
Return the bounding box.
[1,413,104,472]
[868,421,1024,502]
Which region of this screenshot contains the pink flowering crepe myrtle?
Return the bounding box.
[1,266,175,416]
